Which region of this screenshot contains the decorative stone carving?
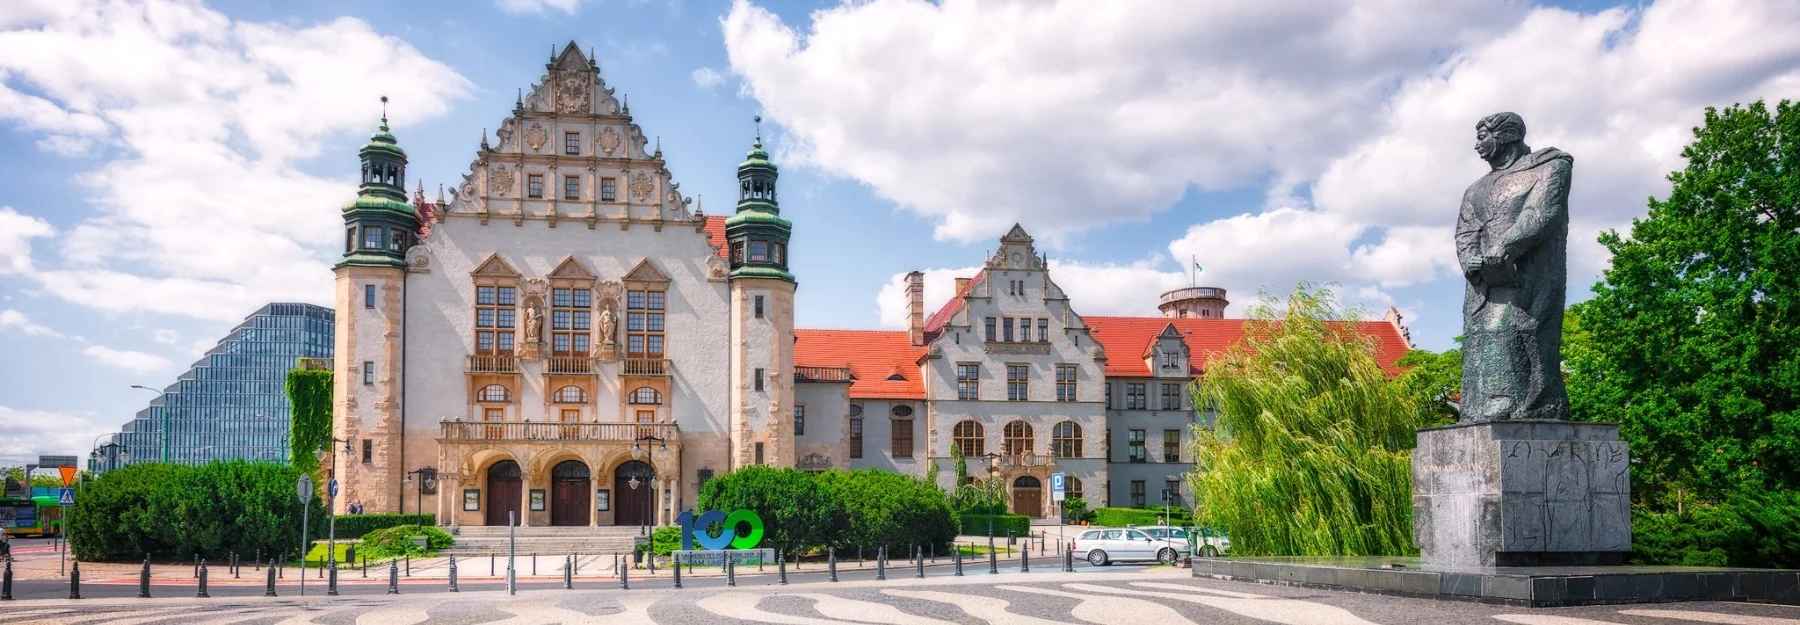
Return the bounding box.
[1456,112,1573,423]
[557,73,590,114]
[595,280,624,307]
[491,165,514,196]
[598,306,617,347]
[524,303,543,345]
[525,122,547,153]
[986,342,1052,355]
[706,255,729,280]
[497,118,516,150]
[797,453,832,471]
[630,171,653,201]
[598,126,620,156]
[405,245,431,273]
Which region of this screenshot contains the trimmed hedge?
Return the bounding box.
[698,466,958,554]
[331,514,435,540]
[68,460,326,562]
[958,513,1030,537]
[358,524,454,560]
[1091,507,1192,528]
[1630,492,1800,568]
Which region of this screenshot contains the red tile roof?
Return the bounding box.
[1083,316,1412,378]
[703,215,728,259]
[794,329,927,399]
[922,270,983,342]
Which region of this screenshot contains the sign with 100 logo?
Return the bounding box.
[675,509,765,551]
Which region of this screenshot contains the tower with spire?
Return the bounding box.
[727,116,798,468]
[333,96,417,514]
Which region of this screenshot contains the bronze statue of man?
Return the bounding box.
[1455,112,1572,422]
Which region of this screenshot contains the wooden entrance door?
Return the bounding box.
[1012,475,1043,518]
[612,460,656,527]
[485,460,523,526]
[550,460,591,526]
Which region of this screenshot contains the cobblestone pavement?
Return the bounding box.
[5,567,1800,624]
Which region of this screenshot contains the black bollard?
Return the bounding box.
[361,554,367,577]
[265,560,278,597]
[672,553,682,589]
[3,557,14,601]
[916,546,925,578]
[989,543,999,574]
[574,553,581,576]
[387,559,399,594]
[876,546,886,581]
[491,553,497,576]
[406,554,411,577]
[197,559,210,598]
[620,557,629,590]
[776,552,786,585]
[193,555,199,579]
[564,555,573,589]
[726,554,736,587]
[532,553,537,577]
[255,549,261,571]
[69,560,82,600]
[231,552,238,579]
[139,556,152,598]
[328,560,338,596]
[647,550,655,575]
[930,543,935,563]
[954,546,963,576]
[828,548,838,582]
[449,555,459,592]
[1063,547,1074,572]
[1021,547,1030,573]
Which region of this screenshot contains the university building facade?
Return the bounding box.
[332,43,1411,527]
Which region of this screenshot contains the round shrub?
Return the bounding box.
[359,524,453,559]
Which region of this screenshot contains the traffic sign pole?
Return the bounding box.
[297,474,312,596]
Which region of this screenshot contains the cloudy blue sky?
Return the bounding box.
[2,0,1798,463]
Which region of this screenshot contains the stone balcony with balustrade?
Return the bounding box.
[438,421,679,443]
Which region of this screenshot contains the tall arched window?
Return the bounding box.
[1002,421,1033,456]
[477,384,511,403]
[952,420,984,457]
[628,387,662,405]
[1051,421,1083,458]
[553,386,587,403]
[1066,476,1084,502]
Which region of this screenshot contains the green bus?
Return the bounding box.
[0,495,63,537]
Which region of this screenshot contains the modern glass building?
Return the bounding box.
[114,303,335,467]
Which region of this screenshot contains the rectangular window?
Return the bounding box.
[1161,383,1183,410]
[956,364,980,400]
[389,228,404,252]
[891,419,914,458]
[364,284,376,309]
[1056,364,1077,402]
[362,361,373,385]
[475,285,517,354]
[1105,383,1114,409]
[361,227,382,250]
[564,176,580,200]
[1164,429,1181,462]
[749,240,768,262]
[730,241,745,265]
[1131,480,1146,507]
[1038,318,1048,342]
[754,295,764,318]
[601,177,617,202]
[1128,429,1147,463]
[849,418,864,458]
[1164,352,1182,370]
[346,228,355,253]
[794,405,805,436]
[551,287,591,357]
[984,318,996,342]
[564,131,579,155]
[361,439,372,464]
[626,289,665,357]
[754,368,765,392]
[1127,383,1147,410]
[755,442,765,465]
[1002,317,1014,342]
[527,174,543,199]
[1006,364,1029,401]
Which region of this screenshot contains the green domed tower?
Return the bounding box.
[338,97,420,268]
[728,116,797,469]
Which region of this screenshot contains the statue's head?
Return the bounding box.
[1475,112,1527,162]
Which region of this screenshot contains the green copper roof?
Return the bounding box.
[334,253,408,269]
[724,209,791,229]
[729,265,795,283]
[361,120,406,157]
[342,195,417,215]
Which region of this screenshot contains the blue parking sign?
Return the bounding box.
[1050,472,1065,501]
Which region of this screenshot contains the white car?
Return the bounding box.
[1071,528,1181,566]
[1140,525,1231,558]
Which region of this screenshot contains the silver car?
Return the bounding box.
[1071,528,1181,566]
[1140,525,1230,560]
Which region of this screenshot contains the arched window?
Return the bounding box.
[848,404,863,417]
[477,384,511,403]
[1051,421,1083,458]
[628,387,662,405]
[1066,476,1084,502]
[952,420,984,457]
[1002,421,1033,456]
[553,386,587,403]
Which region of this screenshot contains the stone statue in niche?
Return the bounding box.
[1455,112,1573,423]
[525,303,543,344]
[599,306,617,346]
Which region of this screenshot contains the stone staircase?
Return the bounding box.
[443,525,647,556]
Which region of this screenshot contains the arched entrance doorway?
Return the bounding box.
[613,460,656,528]
[1012,475,1043,518]
[550,460,591,526]
[486,460,523,526]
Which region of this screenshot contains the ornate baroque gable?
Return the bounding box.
[548,255,596,281]
[622,258,670,284]
[471,252,522,278]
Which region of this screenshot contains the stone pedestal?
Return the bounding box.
[1412,420,1631,568]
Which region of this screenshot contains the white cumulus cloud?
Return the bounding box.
[0,309,64,338]
[496,0,589,14]
[83,344,172,374]
[0,206,52,275]
[0,405,116,465]
[691,66,725,90]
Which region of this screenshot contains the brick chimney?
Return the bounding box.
[907,271,925,346]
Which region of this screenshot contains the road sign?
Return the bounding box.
[328,478,339,499]
[58,487,75,506]
[58,466,78,487]
[298,474,313,505]
[39,455,78,468]
[1050,472,1066,502]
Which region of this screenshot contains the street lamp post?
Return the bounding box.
[316,438,353,573]
[403,467,435,520]
[982,452,1001,550]
[129,385,167,463]
[630,434,668,537]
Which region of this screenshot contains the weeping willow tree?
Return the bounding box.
[1189,284,1427,556]
[285,363,334,483]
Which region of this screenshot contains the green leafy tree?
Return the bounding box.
[285,367,333,484]
[1568,100,1800,503]
[1393,343,1462,427]
[68,461,326,562]
[817,470,958,552]
[923,454,940,490]
[951,443,967,487]
[697,465,842,554]
[1188,284,1426,556]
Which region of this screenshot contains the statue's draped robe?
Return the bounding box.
[1456,147,1572,422]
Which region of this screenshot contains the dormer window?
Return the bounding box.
[749,240,768,262]
[361,227,382,250]
[772,243,785,266]
[731,241,745,265]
